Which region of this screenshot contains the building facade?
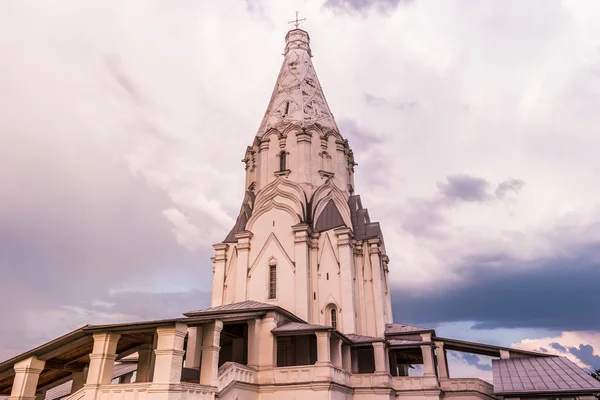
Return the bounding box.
[1,27,599,400]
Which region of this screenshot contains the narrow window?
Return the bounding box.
[331,308,337,330]
[283,101,290,116]
[326,272,329,280]
[313,292,316,300]
[279,151,287,171]
[269,265,277,299]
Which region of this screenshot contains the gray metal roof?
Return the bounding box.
[492,356,600,396]
[385,323,433,335]
[345,334,384,344]
[387,339,426,347]
[184,300,276,316]
[271,322,331,333]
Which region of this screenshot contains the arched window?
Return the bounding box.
[268,261,277,299]
[279,151,287,171]
[331,308,337,330]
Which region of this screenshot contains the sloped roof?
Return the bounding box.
[271,322,331,333]
[257,29,339,135]
[385,323,434,335]
[345,334,385,344]
[387,339,425,347]
[492,357,600,396]
[183,300,303,322]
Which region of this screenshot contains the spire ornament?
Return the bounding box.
[288,11,306,29]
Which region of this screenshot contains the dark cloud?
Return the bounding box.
[324,0,412,14]
[461,353,493,371]
[550,342,568,352]
[567,344,600,369]
[391,242,600,331]
[437,174,492,203]
[495,178,526,199]
[539,347,549,353]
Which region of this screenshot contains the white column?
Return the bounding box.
[257,139,270,189]
[234,231,253,303]
[373,342,387,373]
[295,129,312,184]
[354,243,368,336]
[315,331,331,366]
[86,332,120,386]
[342,345,352,372]
[421,344,436,377]
[200,321,223,387]
[211,244,229,307]
[351,348,359,373]
[135,344,153,382]
[257,316,277,369]
[309,232,320,324]
[184,327,203,369]
[151,323,187,386]
[9,356,46,400]
[293,223,311,321]
[368,238,386,337]
[247,319,260,368]
[335,227,356,334]
[330,337,342,368]
[382,255,393,324]
[435,341,449,380]
[499,349,511,359]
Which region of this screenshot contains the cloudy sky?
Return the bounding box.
[1,0,600,380]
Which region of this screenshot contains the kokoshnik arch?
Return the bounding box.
[0,26,599,400]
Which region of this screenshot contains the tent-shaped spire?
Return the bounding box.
[257,29,339,135]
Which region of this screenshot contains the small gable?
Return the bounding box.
[314,199,345,232]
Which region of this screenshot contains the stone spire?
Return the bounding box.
[257,29,339,135]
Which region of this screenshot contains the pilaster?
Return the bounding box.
[86,332,121,386]
[257,139,270,189]
[200,320,223,387]
[292,223,311,321]
[247,318,260,368]
[368,238,386,337]
[257,316,278,369]
[354,242,368,336]
[184,327,203,369]
[309,232,320,324]
[70,370,85,393]
[382,254,393,324]
[296,129,312,183]
[234,231,253,303]
[372,342,387,373]
[435,341,450,380]
[342,345,352,372]
[9,356,46,400]
[421,344,437,378]
[330,337,342,368]
[151,323,187,386]
[335,227,356,334]
[135,344,153,382]
[211,243,229,307]
[315,331,331,366]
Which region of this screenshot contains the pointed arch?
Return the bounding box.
[248,177,307,229]
[282,123,303,137]
[311,180,352,230]
[248,232,295,276]
[260,127,282,142]
[321,293,342,314]
[318,232,339,269]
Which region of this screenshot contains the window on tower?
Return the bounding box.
[268,264,277,299]
[279,151,287,171]
[331,308,337,330]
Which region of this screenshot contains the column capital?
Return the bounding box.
[13,356,45,374]
[234,231,253,246]
[315,330,331,339]
[334,227,353,245]
[296,130,312,144]
[212,243,229,252]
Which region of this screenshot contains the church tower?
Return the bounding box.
[211,28,393,338]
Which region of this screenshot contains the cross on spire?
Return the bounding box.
[288,11,306,29]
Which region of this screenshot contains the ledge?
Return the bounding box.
[274,169,291,177]
[318,170,334,179]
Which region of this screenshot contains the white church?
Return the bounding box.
[1,27,599,400]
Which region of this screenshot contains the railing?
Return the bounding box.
[97,382,151,400]
[269,364,352,386]
[352,373,392,388]
[391,376,439,391]
[441,378,495,397]
[217,362,257,391]
[180,382,217,400]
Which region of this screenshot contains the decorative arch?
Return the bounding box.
[248,233,295,276]
[249,177,307,225]
[311,180,352,229]
[282,123,303,137]
[246,201,301,232]
[323,129,344,142]
[260,127,282,142]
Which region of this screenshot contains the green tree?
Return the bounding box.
[592,368,600,381]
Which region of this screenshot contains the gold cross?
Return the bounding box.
[288,11,306,29]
